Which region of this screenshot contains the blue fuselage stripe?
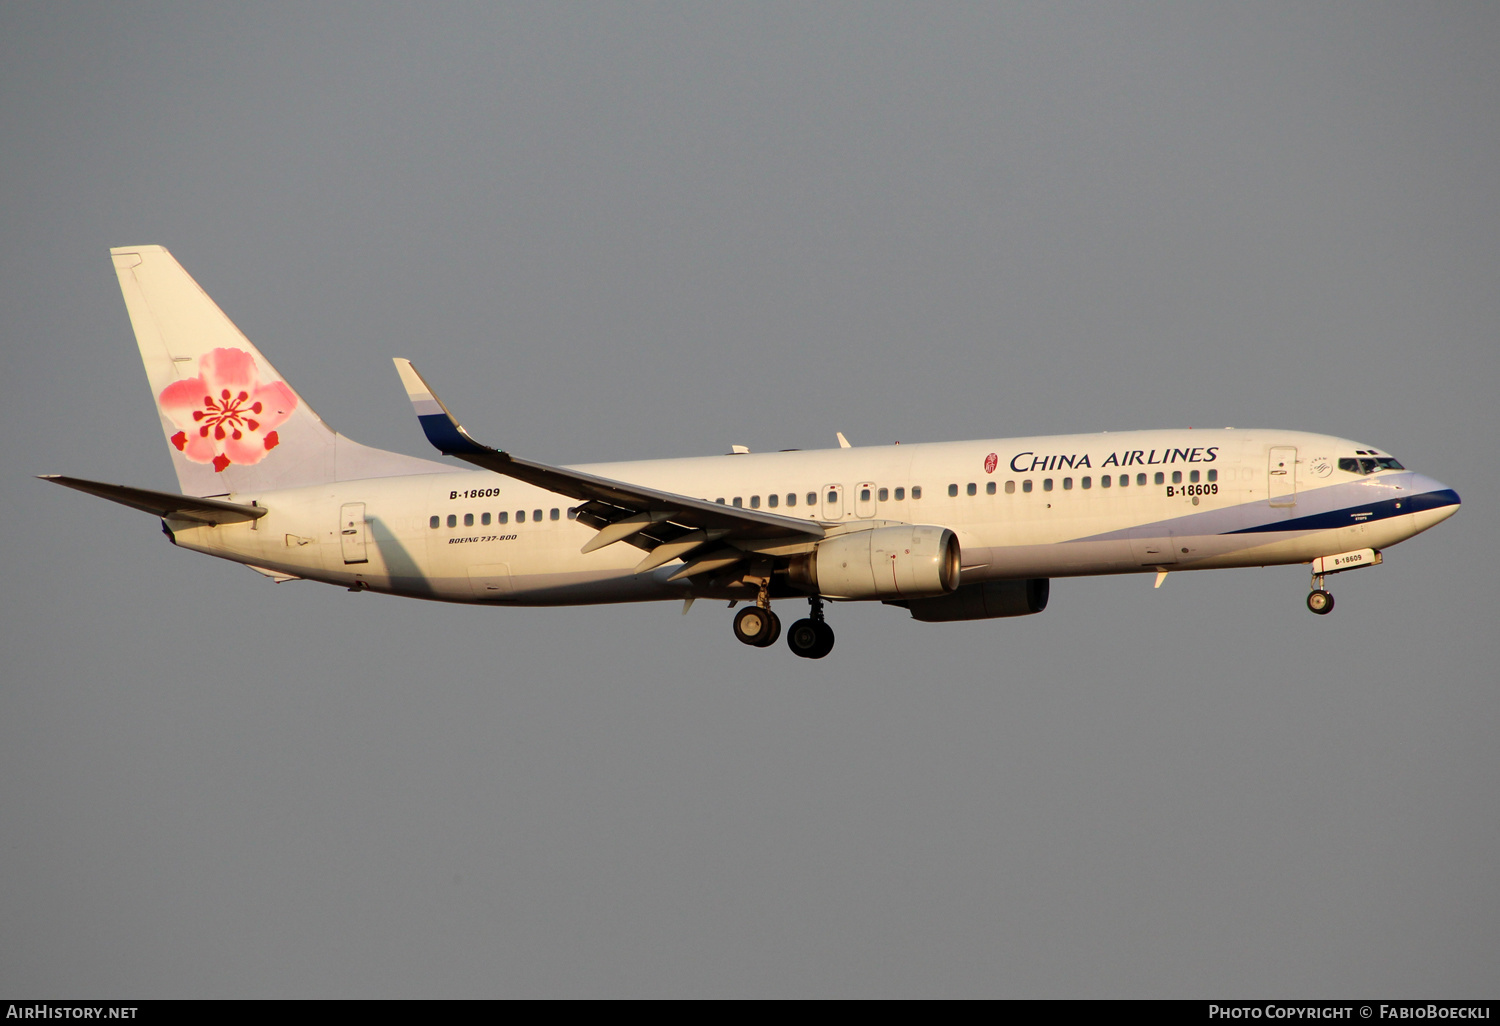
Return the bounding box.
[1226,488,1460,535]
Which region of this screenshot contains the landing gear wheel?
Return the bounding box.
[754,610,782,648]
[733,605,774,646]
[1307,589,1334,615]
[787,618,835,659]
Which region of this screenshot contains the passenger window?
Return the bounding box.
[1023,480,1033,493]
[1062,477,1073,490]
[498,511,508,524]
[1082,476,1091,489]
[1207,469,1218,483]
[550,508,560,521]
[750,495,760,509]
[948,483,959,497]
[1172,471,1182,484]
[733,497,743,507]
[430,515,440,529]
[482,512,491,526]
[567,508,578,519]
[860,488,870,502]
[716,498,725,505]
[1137,473,1147,486]
[878,487,888,502]
[1154,473,1164,485]
[1120,475,1129,487]
[768,494,779,508]
[786,493,796,507]
[1101,475,1111,488]
[912,486,922,499]
[986,481,996,495]
[1044,479,1054,492]
[533,509,543,522]
[516,510,525,523]
[447,514,457,528]
[895,487,905,500]
[806,492,817,506]
[464,513,474,527]
[826,490,838,504]
[1189,470,1200,484]
[1005,480,1015,494]
[966,482,977,496]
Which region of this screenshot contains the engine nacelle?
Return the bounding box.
[790,525,960,600]
[891,579,1050,622]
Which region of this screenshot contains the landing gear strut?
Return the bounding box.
[786,596,835,659]
[1307,570,1334,615]
[732,581,781,648]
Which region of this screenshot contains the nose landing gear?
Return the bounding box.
[1307,588,1334,614]
[1307,569,1334,615]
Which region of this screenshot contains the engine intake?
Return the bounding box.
[790,525,960,600]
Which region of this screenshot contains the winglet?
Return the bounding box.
[393,358,496,458]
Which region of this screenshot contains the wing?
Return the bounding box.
[393,359,824,578]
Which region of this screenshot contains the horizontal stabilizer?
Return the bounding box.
[39,475,267,524]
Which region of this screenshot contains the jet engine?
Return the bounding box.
[889,579,1050,621]
[788,525,960,600]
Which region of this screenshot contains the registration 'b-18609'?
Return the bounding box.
[43,247,1461,658]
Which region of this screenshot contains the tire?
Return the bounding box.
[809,620,835,659]
[755,610,782,648]
[1306,589,1334,615]
[787,618,821,658]
[733,606,773,645]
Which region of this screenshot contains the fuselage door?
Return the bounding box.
[1269,446,1298,508]
[339,502,369,564]
[822,484,844,521]
[855,482,876,519]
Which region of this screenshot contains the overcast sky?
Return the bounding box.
[2,1,1496,997]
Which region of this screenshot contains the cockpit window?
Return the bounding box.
[1340,456,1405,475]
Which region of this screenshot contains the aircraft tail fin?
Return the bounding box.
[110,246,445,495]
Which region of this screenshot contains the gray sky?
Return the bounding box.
[2,1,1496,997]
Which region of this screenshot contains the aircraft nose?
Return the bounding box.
[1401,473,1461,531]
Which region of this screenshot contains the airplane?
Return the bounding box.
[43,246,1462,659]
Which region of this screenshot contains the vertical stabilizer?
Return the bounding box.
[111,246,445,495]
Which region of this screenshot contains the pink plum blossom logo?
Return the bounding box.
[158,348,297,473]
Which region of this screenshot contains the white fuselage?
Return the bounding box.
[164,428,1458,605]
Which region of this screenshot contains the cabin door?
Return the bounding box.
[339,503,369,564]
[1268,446,1298,508]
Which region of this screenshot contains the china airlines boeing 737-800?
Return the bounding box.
[44,246,1461,658]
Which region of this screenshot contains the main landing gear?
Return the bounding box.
[731,593,835,658]
[1306,569,1334,615]
[786,597,835,660]
[733,604,782,647]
